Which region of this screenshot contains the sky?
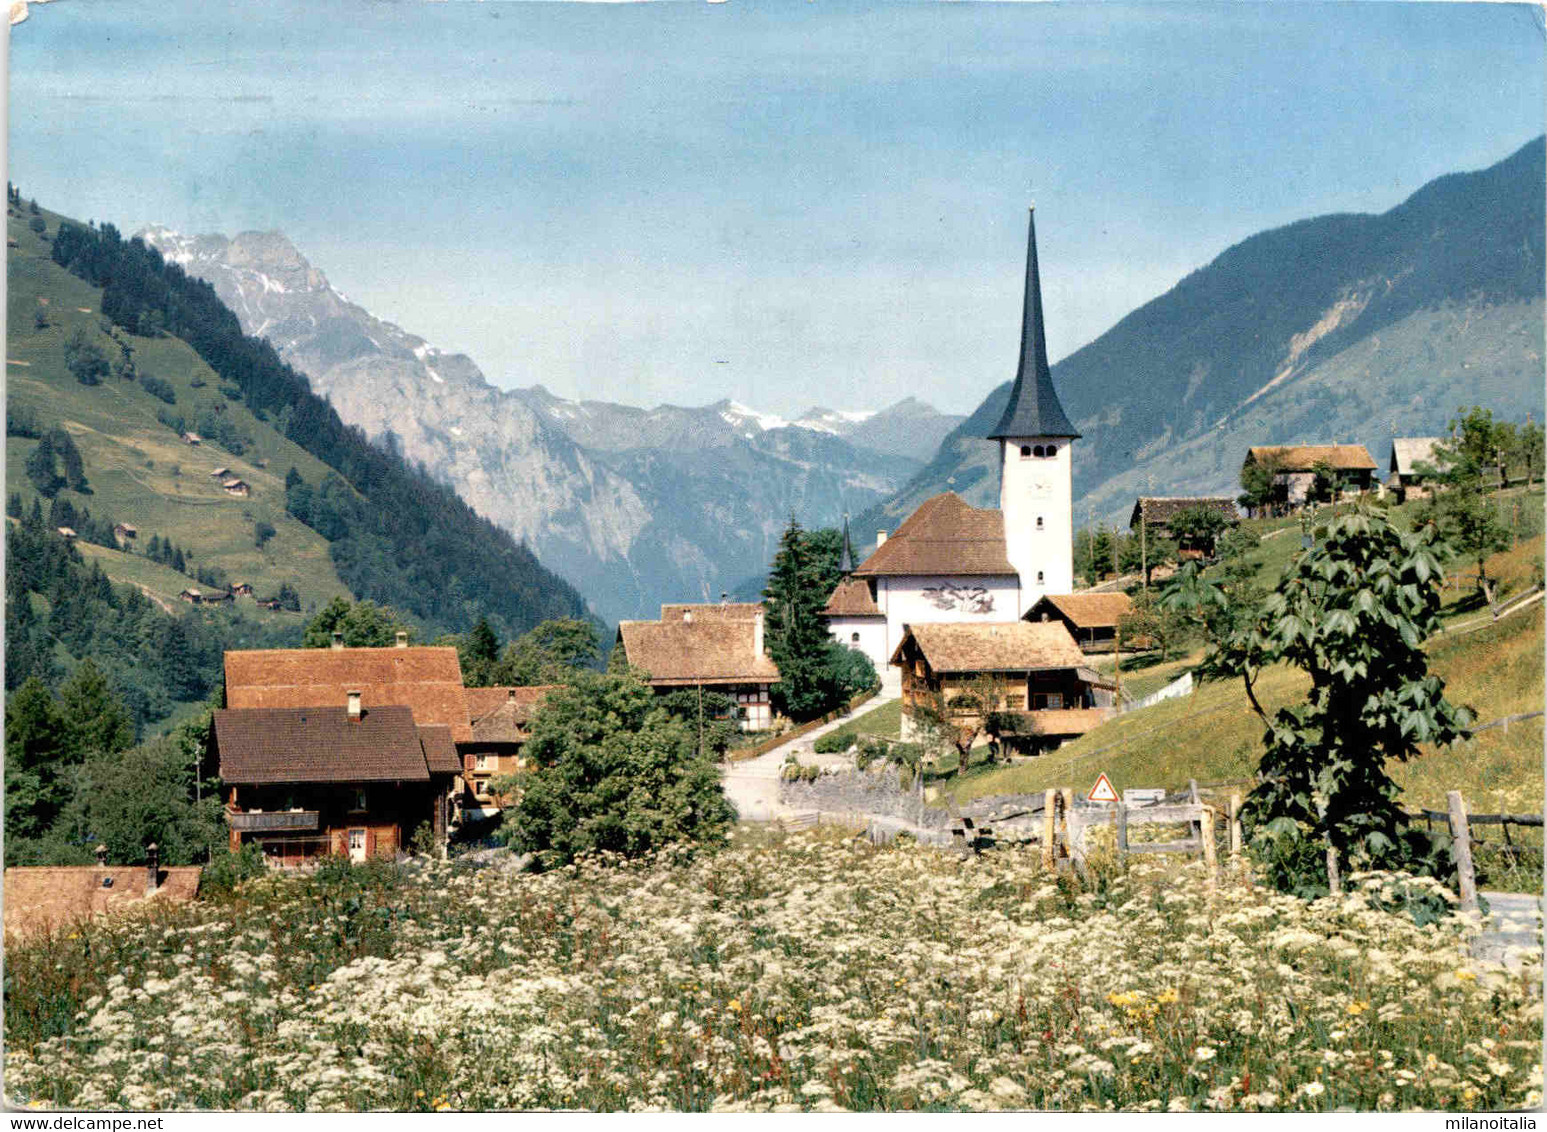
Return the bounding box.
[8,0,1544,417]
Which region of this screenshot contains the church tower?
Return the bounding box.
[987,208,1078,614]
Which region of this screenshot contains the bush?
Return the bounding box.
[200,843,269,898]
[813,730,855,754]
[138,374,177,405]
[29,215,45,235]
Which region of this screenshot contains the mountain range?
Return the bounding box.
[857,136,1546,548]
[137,224,961,622]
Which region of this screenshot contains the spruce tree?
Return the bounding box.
[58,658,136,756]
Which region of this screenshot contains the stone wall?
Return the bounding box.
[779,765,948,829]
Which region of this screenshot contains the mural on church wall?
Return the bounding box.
[921,583,995,614]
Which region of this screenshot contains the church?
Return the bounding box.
[824,209,1079,693]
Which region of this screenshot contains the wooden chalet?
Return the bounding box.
[1128,497,1239,559]
[459,686,560,814]
[112,522,138,545]
[616,605,779,730]
[1241,445,1377,515]
[231,582,254,597]
[56,526,76,540]
[210,467,230,478]
[179,588,203,604]
[891,621,1116,753]
[182,432,202,446]
[221,478,251,498]
[4,846,201,940]
[212,697,452,866]
[1389,437,1446,501]
[1024,592,1133,652]
[218,639,472,860]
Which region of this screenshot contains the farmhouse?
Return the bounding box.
[231,582,254,597]
[459,685,560,814]
[212,695,455,866]
[179,588,203,604]
[4,845,201,940]
[1241,445,1377,515]
[182,432,202,446]
[56,526,76,540]
[1389,437,1446,501]
[112,522,138,545]
[221,478,251,498]
[616,605,779,730]
[891,621,1116,753]
[1127,497,1238,558]
[827,209,1079,690]
[1024,592,1133,653]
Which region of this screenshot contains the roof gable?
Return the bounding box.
[466,685,561,743]
[617,619,779,685]
[823,577,883,617]
[418,724,462,776]
[1027,592,1134,630]
[224,646,472,742]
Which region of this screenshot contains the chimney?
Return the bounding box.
[145,843,159,893]
[754,608,765,656]
[331,631,344,650]
[507,688,518,703]
[683,610,693,624]
[876,530,888,548]
[95,843,108,868]
[395,630,408,648]
[720,592,728,606]
[347,690,362,720]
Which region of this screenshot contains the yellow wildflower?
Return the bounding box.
[1346,1001,1369,1017]
[727,999,741,1013]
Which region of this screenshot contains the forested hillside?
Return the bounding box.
[35,209,591,638]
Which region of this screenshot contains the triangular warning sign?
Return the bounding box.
[1088,773,1119,803]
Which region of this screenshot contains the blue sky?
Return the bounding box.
[9,0,1544,416]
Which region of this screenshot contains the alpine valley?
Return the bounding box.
[137,226,961,623]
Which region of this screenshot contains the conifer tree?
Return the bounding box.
[58,659,137,756]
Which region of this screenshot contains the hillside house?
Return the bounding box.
[212,695,455,865]
[182,432,202,446]
[179,588,203,604]
[892,621,1116,753]
[824,210,1080,691]
[1389,437,1446,501]
[616,605,779,730]
[112,522,138,545]
[231,582,254,597]
[210,467,230,478]
[221,478,251,498]
[4,846,201,940]
[1127,497,1239,559]
[1024,592,1133,652]
[220,638,472,858]
[56,526,76,540]
[459,686,560,815]
[1241,445,1377,515]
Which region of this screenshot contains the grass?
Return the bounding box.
[2,843,1540,1112]
[818,697,903,745]
[6,205,352,615]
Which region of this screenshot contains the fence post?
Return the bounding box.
[1228,793,1243,859]
[1200,806,1218,887]
[1448,790,1479,913]
[1116,800,1129,854]
[1042,789,1057,871]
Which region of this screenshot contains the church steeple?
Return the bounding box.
[986,208,1079,440]
[838,513,855,575]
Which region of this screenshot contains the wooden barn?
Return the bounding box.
[1024,592,1134,652]
[1389,437,1446,501]
[1128,496,1239,559]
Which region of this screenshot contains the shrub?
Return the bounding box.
[199,843,268,898]
[29,215,45,235]
[813,730,855,754]
[138,374,177,405]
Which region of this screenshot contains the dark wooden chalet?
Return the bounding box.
[1024,592,1133,652]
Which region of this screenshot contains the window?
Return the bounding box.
[352,789,367,812]
[851,632,860,643]
[475,754,491,771]
[1036,571,1044,584]
[1035,516,1044,530]
[1020,444,1031,458]
[1046,444,1058,458]
[1047,692,1063,710]
[1032,445,1045,457]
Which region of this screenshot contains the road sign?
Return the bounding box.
[1088,773,1119,803]
[1123,788,1166,807]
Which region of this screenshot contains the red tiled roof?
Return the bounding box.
[854,493,1015,578]
[224,646,472,742]
[617,619,780,686]
[4,866,202,940]
[213,705,431,784]
[823,577,883,617]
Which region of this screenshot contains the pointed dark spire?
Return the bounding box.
[986,208,1079,440]
[838,513,855,575]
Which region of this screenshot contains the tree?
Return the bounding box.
[29,215,45,235]
[502,669,736,869]
[658,688,742,760]
[1512,419,1545,486]
[494,618,601,686]
[4,678,67,842]
[1307,460,1339,505]
[57,658,136,756]
[1165,505,1232,560]
[763,517,847,721]
[1191,508,1471,896]
[1088,527,1116,581]
[24,434,64,498]
[302,597,416,648]
[253,520,277,549]
[63,329,109,386]
[1118,530,1176,586]
[51,429,90,493]
[1118,590,1188,661]
[1431,406,1509,486]
[1239,453,1282,516]
[1417,480,1511,605]
[276,582,301,612]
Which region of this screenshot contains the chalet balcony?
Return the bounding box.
[227,810,319,832]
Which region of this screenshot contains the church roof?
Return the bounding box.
[853,493,1016,578]
[838,514,856,575]
[987,209,1079,441]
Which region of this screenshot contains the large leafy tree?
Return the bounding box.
[502,669,735,868]
[1165,505,1232,559]
[302,597,416,648]
[1180,508,1472,895]
[494,618,601,686]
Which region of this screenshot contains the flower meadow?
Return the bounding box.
[5,833,1542,1112]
